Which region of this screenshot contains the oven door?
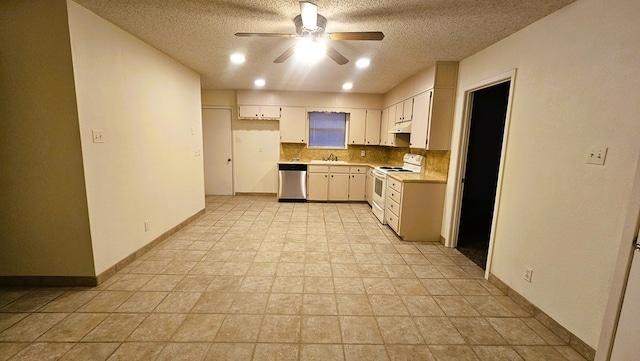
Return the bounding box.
[371,170,387,223]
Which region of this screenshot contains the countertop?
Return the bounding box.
[278,160,447,183]
[387,170,447,184]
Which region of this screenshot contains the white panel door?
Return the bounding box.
[202,108,233,195]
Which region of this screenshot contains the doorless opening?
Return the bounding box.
[456,81,510,269]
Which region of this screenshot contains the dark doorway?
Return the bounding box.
[456,81,510,269]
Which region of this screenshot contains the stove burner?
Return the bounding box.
[380,166,404,170]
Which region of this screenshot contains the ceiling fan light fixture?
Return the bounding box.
[295,38,326,63]
[230,53,246,64]
[356,58,370,68]
[342,82,353,90]
[254,79,266,87]
[299,1,318,30]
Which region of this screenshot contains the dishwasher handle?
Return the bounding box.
[279,163,308,171]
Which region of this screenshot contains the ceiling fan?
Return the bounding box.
[235,1,384,65]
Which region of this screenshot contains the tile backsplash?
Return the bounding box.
[280,143,450,174]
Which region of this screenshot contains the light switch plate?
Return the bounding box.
[586,147,607,165]
[92,130,104,143]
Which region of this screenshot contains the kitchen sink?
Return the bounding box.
[310,160,348,164]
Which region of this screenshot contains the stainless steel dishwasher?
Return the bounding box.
[278,163,307,202]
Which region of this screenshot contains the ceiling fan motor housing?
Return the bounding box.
[294,14,327,37]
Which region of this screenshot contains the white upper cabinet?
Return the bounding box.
[364,109,381,145]
[409,91,432,149]
[379,108,389,146]
[279,107,307,143]
[402,98,414,122]
[426,87,456,150]
[347,109,367,145]
[238,105,281,119]
[394,103,403,124]
[393,98,414,124]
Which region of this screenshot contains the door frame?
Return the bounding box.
[596,152,640,360]
[202,106,234,195]
[447,69,517,277]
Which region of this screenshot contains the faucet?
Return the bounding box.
[321,153,338,161]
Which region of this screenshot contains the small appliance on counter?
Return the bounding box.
[278,163,307,202]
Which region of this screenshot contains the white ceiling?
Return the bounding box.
[73,0,576,94]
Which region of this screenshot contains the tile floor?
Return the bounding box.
[0,195,587,361]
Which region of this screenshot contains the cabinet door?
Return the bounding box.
[387,107,398,146]
[403,98,414,122]
[349,173,366,201]
[394,103,403,124]
[427,87,456,150]
[364,109,381,145]
[380,108,389,146]
[308,172,328,201]
[238,105,260,119]
[409,91,432,149]
[260,106,281,119]
[329,173,350,201]
[280,107,307,143]
[347,109,366,145]
[365,168,373,205]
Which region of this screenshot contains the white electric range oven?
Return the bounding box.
[371,154,425,224]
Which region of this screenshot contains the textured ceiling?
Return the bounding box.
[73,0,576,93]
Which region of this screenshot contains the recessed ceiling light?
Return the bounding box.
[356,58,370,68]
[254,79,266,87]
[342,82,353,90]
[230,53,246,64]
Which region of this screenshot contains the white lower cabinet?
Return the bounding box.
[384,177,446,242]
[307,166,329,201]
[329,166,352,201]
[307,165,368,202]
[365,167,374,206]
[349,166,366,201]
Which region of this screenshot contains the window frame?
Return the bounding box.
[306,110,350,150]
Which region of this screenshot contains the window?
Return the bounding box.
[308,111,347,149]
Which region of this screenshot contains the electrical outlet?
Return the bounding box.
[361,150,366,157]
[586,147,608,165]
[144,220,150,232]
[92,130,104,143]
[524,267,533,283]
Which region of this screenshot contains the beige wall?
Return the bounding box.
[444,0,640,347]
[68,1,205,274]
[237,90,383,109]
[0,0,95,276]
[202,90,281,193]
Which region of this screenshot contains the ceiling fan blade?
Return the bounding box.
[274,45,296,63]
[328,31,385,41]
[326,46,349,65]
[235,32,295,38]
[299,1,318,30]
